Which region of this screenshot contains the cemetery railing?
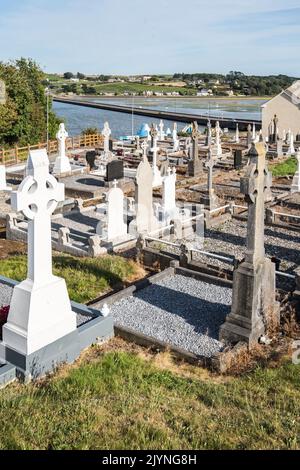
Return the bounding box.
[0,133,104,166]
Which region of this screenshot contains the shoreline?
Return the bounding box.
[55,94,271,102]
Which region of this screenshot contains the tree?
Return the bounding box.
[63,72,74,79]
[77,72,85,80]
[0,58,60,146]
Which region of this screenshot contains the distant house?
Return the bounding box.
[262,80,300,140]
[197,88,212,97]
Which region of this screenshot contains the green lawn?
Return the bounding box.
[0,254,142,303]
[271,157,297,177]
[0,344,299,450]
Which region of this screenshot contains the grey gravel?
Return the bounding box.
[0,282,93,327]
[110,274,232,357]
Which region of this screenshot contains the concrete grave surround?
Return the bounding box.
[2,149,77,355]
[0,165,11,191]
[220,142,279,345]
[291,149,300,193]
[53,123,72,174]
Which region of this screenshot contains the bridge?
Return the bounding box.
[53,97,262,131]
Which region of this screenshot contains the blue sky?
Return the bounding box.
[0,0,299,76]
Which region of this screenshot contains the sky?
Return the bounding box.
[0,0,299,76]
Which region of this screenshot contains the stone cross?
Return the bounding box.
[3,149,76,355]
[220,142,279,345]
[187,121,203,177]
[150,123,158,150]
[240,142,272,265]
[205,120,212,146]
[273,114,279,143]
[205,148,215,193]
[235,123,240,144]
[141,139,148,158]
[102,121,111,156]
[133,153,157,234]
[214,121,222,157]
[53,123,71,174]
[192,121,200,161]
[252,123,256,141]
[247,124,252,148]
[291,149,300,193]
[159,120,165,140]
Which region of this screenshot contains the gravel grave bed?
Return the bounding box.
[110,274,232,358]
[0,282,94,327]
[151,219,299,275]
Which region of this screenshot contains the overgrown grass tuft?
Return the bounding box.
[0,254,142,303]
[0,349,299,450]
[271,157,297,177]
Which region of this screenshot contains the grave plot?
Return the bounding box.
[95,272,232,359]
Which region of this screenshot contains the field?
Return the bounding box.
[0,254,144,304]
[0,338,299,450]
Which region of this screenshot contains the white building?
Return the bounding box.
[262,80,300,140]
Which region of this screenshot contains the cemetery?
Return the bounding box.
[0,85,300,449]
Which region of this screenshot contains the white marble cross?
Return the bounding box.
[53,123,71,174]
[13,150,64,284]
[141,140,148,158]
[3,149,76,355]
[172,123,179,152]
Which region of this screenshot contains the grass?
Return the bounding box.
[271,157,297,177]
[0,254,143,304]
[0,340,299,450]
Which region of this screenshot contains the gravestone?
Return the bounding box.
[0,80,6,105]
[3,149,77,356]
[234,150,243,169]
[188,121,203,177]
[86,150,97,170]
[291,149,300,193]
[53,123,72,174]
[235,123,240,144]
[213,121,222,158]
[247,124,252,148]
[172,123,180,152]
[150,125,162,187]
[133,154,157,234]
[162,168,178,219]
[106,180,127,241]
[287,133,295,156]
[159,120,165,140]
[106,160,124,182]
[220,142,279,345]
[296,133,300,142]
[205,120,212,147]
[203,149,219,210]
[102,121,112,159]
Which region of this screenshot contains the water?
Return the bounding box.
[53,97,267,138]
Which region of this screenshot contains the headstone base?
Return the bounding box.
[202,190,219,211]
[53,157,72,175]
[187,160,203,178]
[0,309,113,382]
[220,258,279,345]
